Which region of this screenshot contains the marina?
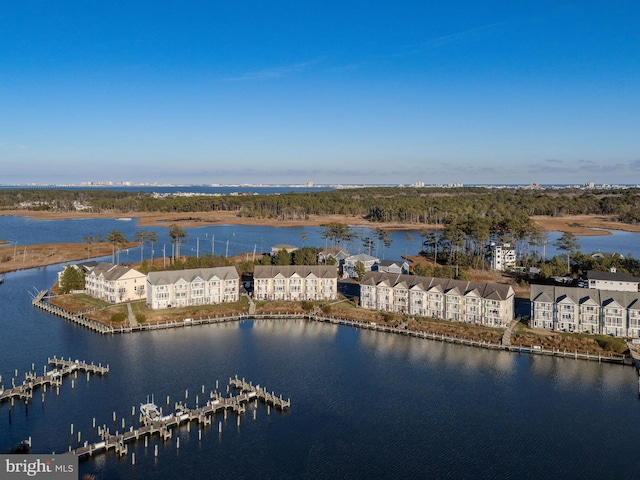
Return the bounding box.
[3,227,640,478]
[69,375,290,461]
[0,357,108,405]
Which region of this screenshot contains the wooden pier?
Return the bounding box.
[228,375,291,410]
[32,290,112,334]
[0,357,108,405]
[68,377,290,460]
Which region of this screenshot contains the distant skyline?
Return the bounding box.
[1,2,639,185]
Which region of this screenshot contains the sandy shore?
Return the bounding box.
[2,210,639,235]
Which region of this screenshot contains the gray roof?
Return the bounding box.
[378,260,408,267]
[90,263,143,281]
[254,265,337,279]
[586,270,639,283]
[360,272,514,301]
[531,284,640,308]
[148,266,239,286]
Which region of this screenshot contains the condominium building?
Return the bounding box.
[85,263,147,304]
[530,284,640,337]
[146,266,240,309]
[360,272,514,327]
[253,265,338,301]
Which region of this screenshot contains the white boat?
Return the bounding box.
[140,396,161,421]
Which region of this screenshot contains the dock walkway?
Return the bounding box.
[0,357,108,405]
[69,377,290,460]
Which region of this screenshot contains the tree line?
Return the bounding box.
[2,187,640,227]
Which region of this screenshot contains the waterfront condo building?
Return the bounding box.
[359,272,514,327]
[253,265,338,301]
[146,266,240,309]
[530,284,640,337]
[85,263,147,303]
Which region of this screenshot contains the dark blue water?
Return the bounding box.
[2,261,640,478]
[3,216,639,268]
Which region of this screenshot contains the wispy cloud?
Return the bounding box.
[403,23,502,54]
[223,59,323,82]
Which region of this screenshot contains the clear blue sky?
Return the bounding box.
[1,1,639,186]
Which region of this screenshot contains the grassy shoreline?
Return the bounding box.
[48,292,628,356]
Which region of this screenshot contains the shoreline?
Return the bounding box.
[1,210,640,235]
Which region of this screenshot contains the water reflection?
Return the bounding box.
[250,318,338,339]
[4,265,640,479]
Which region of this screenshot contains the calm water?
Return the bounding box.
[2,216,639,266]
[2,260,640,478]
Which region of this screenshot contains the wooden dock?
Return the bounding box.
[228,375,291,410]
[0,357,108,405]
[68,377,290,460]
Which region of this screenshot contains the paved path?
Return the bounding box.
[245,294,256,315]
[501,319,519,346]
[127,303,139,328]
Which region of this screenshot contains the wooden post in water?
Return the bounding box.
[218,421,222,433]
[155,445,158,457]
[132,453,135,465]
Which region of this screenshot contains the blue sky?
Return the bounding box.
[1,1,639,185]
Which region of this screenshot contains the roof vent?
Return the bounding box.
[610,267,617,273]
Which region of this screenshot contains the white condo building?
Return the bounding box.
[146,267,239,309]
[531,284,640,337]
[85,263,147,304]
[253,265,338,301]
[360,272,515,327]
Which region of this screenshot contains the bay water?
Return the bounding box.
[2,217,640,478]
